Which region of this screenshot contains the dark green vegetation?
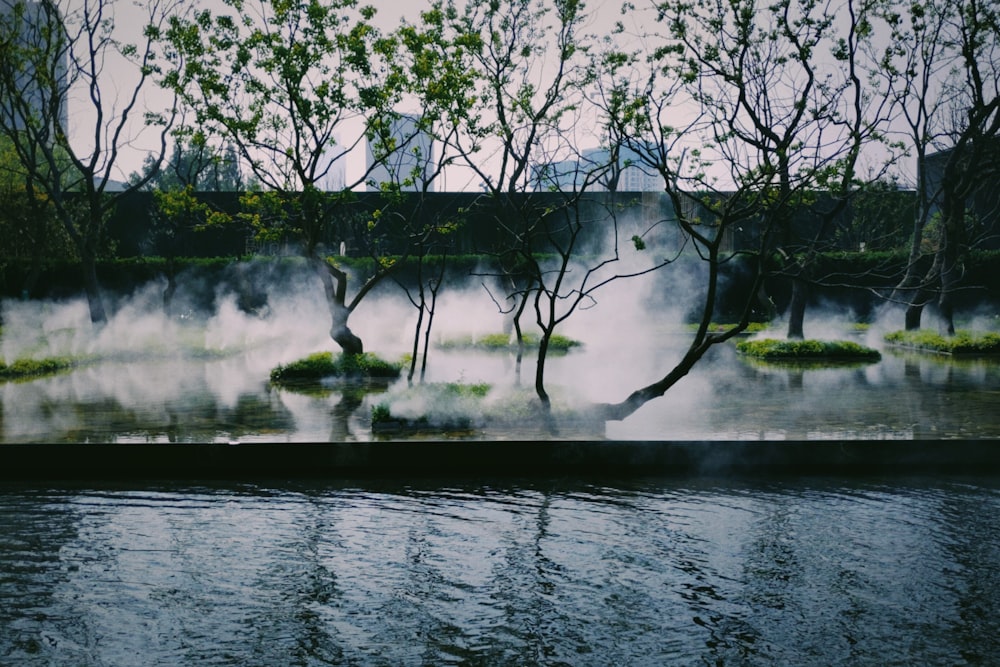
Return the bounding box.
[686,322,771,334]
[884,329,1000,354]
[438,332,582,353]
[270,352,403,386]
[0,356,79,381]
[736,338,882,361]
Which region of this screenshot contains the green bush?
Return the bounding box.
[371,403,393,424]
[686,322,770,334]
[439,332,582,352]
[0,356,78,380]
[270,351,403,384]
[736,338,881,360]
[884,329,1000,354]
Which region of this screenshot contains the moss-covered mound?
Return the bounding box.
[884,329,1000,354]
[371,382,493,433]
[736,338,881,361]
[439,332,582,352]
[270,351,403,386]
[0,356,79,381]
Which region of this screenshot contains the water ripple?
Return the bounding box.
[1,477,999,666]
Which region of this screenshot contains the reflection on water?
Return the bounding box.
[1,477,998,666]
[3,338,1000,442]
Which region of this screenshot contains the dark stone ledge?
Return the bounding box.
[1,439,999,481]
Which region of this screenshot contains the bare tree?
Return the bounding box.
[592,0,888,420]
[423,0,674,414]
[0,0,183,323]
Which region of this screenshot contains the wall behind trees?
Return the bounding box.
[101,189,918,259]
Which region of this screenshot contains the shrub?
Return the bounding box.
[270,351,403,384]
[884,329,1000,354]
[438,332,582,352]
[688,322,770,334]
[736,338,881,360]
[0,356,78,380]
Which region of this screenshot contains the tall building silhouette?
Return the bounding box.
[0,0,70,135]
[365,113,435,192]
[533,146,663,192]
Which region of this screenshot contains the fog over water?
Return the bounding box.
[2,256,1000,442]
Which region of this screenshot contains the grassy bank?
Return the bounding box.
[736,338,881,361]
[884,329,1000,354]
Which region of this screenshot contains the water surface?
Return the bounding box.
[2,476,998,666]
[3,342,999,442]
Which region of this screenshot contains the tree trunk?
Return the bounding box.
[786,276,807,339]
[937,196,964,336]
[81,251,107,324]
[330,304,364,355]
[534,331,551,411]
[311,256,363,355]
[903,251,942,331]
[904,303,924,331]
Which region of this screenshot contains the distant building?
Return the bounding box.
[0,0,70,134]
[365,113,434,192]
[922,140,1000,249]
[317,137,347,192]
[532,146,663,192]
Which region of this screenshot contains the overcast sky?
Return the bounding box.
[75,0,922,191]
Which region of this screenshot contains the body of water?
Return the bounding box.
[2,341,999,442]
[2,476,998,666]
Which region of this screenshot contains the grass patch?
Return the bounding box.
[439,332,582,352]
[736,338,881,361]
[884,329,1000,354]
[270,351,403,385]
[0,356,80,381]
[685,322,771,334]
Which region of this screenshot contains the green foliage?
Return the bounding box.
[371,402,393,424]
[438,332,583,352]
[0,356,78,381]
[736,338,881,360]
[440,381,492,398]
[884,330,1000,354]
[686,322,770,333]
[131,138,249,192]
[270,351,403,384]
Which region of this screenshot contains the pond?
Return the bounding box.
[2,475,999,666]
[2,285,1000,443]
[2,333,999,443]
[3,296,999,666]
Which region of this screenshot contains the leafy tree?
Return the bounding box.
[0,134,72,296]
[882,0,1000,332]
[130,135,250,192]
[164,0,410,354]
[0,0,183,323]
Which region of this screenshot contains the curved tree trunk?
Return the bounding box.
[594,242,762,422]
[903,251,942,331]
[311,256,363,355]
[534,330,551,410]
